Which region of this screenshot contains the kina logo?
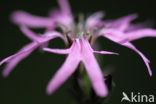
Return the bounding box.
[121,92,154,103]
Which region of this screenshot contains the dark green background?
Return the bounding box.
[0,0,156,103]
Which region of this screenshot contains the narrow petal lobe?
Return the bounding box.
[46,52,80,94]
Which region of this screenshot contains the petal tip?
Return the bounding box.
[113,52,119,55]
[149,71,152,77]
[93,81,109,98]
[2,70,9,78]
[97,88,109,97]
[46,85,54,95]
[43,48,48,51]
[10,11,23,24]
[46,90,51,95]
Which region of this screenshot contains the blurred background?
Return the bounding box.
[0,0,156,103]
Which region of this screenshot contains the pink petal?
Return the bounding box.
[100,30,152,76]
[0,52,23,66]
[48,9,60,17]
[125,28,156,41]
[2,52,30,77]
[46,51,80,94]
[86,12,104,29]
[11,11,53,28]
[48,0,73,27]
[104,14,137,31]
[43,48,70,54]
[2,42,38,77]
[49,9,72,28]
[20,25,41,41]
[93,50,119,55]
[123,42,152,76]
[81,39,108,97]
[42,31,65,42]
[100,29,125,42]
[116,14,138,31]
[58,0,72,16]
[125,20,153,32]
[20,25,65,43]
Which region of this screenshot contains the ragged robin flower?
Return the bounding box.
[1,0,156,98]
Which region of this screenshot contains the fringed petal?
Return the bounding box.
[93,50,119,55]
[123,42,152,76]
[11,11,53,28]
[58,0,72,16]
[125,28,156,41]
[46,52,80,94]
[20,25,41,41]
[1,42,38,77]
[43,48,70,54]
[81,38,108,97]
[104,14,137,31]
[86,11,104,29]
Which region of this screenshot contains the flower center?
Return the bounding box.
[56,14,105,41]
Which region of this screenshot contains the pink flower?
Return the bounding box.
[43,38,118,97]
[1,0,156,98]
